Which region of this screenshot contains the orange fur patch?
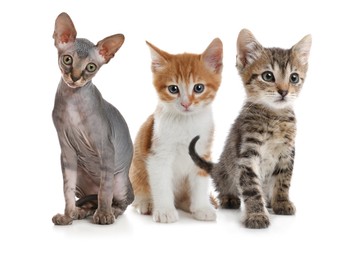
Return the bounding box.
[152,53,221,105]
[129,115,154,197]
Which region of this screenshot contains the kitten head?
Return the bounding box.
[147,38,223,115]
[53,12,124,88]
[236,29,311,109]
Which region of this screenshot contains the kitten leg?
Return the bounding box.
[133,194,153,215]
[239,165,270,229]
[93,167,115,225]
[147,154,178,223]
[52,153,78,225]
[189,171,216,221]
[218,193,241,209]
[111,170,135,219]
[271,150,296,215]
[212,167,241,209]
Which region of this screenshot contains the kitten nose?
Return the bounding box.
[71,75,81,82]
[278,90,288,98]
[181,102,191,109]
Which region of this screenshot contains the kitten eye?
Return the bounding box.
[86,63,97,72]
[62,55,73,65]
[261,71,275,82]
[193,83,205,94]
[168,85,179,94]
[289,73,299,84]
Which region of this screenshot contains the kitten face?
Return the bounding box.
[58,39,104,88]
[236,29,311,110]
[147,39,223,115]
[53,12,125,89]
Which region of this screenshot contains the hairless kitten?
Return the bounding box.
[52,12,134,225]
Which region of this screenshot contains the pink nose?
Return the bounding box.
[181,102,191,109]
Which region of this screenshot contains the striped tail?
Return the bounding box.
[189,135,214,174]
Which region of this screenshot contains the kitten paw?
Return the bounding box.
[93,210,115,225]
[112,207,125,219]
[219,195,241,209]
[138,202,153,215]
[192,207,217,221]
[244,213,270,229]
[272,201,296,215]
[75,207,95,219]
[153,208,179,223]
[52,213,73,225]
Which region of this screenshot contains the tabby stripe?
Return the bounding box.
[239,166,258,187]
[246,74,258,85]
[245,137,263,145]
[242,188,259,197]
[240,149,260,158]
[272,167,293,176]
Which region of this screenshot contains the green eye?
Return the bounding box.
[86,63,97,72]
[62,55,73,65]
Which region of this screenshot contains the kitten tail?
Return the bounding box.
[189,136,214,173]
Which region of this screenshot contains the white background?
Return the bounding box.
[1,0,347,259]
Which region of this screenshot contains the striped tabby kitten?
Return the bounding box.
[130,39,223,223]
[189,29,311,228]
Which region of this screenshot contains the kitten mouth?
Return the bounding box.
[67,83,79,89]
[65,80,81,89]
[276,97,287,103]
[182,108,193,113]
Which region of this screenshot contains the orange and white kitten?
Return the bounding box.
[130,39,223,223]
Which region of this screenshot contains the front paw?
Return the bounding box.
[273,200,296,215]
[93,210,115,225]
[153,208,179,223]
[244,213,270,229]
[52,213,73,225]
[137,201,153,215]
[192,207,217,221]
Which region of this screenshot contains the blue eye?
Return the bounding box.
[261,71,275,82]
[290,73,299,84]
[168,85,179,94]
[193,83,205,93]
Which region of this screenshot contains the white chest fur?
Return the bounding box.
[148,105,214,180]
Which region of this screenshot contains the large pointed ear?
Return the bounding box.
[201,38,223,74]
[53,12,77,47]
[236,29,263,69]
[96,34,125,64]
[292,34,312,65]
[146,41,170,73]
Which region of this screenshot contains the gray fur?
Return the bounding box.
[52,12,133,225]
[189,29,311,229]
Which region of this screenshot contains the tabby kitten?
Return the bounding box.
[52,12,134,225]
[190,29,311,228]
[130,39,223,223]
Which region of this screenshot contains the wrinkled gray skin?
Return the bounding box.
[52,12,134,225]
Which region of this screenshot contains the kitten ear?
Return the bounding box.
[96,34,125,64]
[146,41,169,72]
[292,34,312,65]
[202,38,223,73]
[236,29,263,69]
[53,12,77,47]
